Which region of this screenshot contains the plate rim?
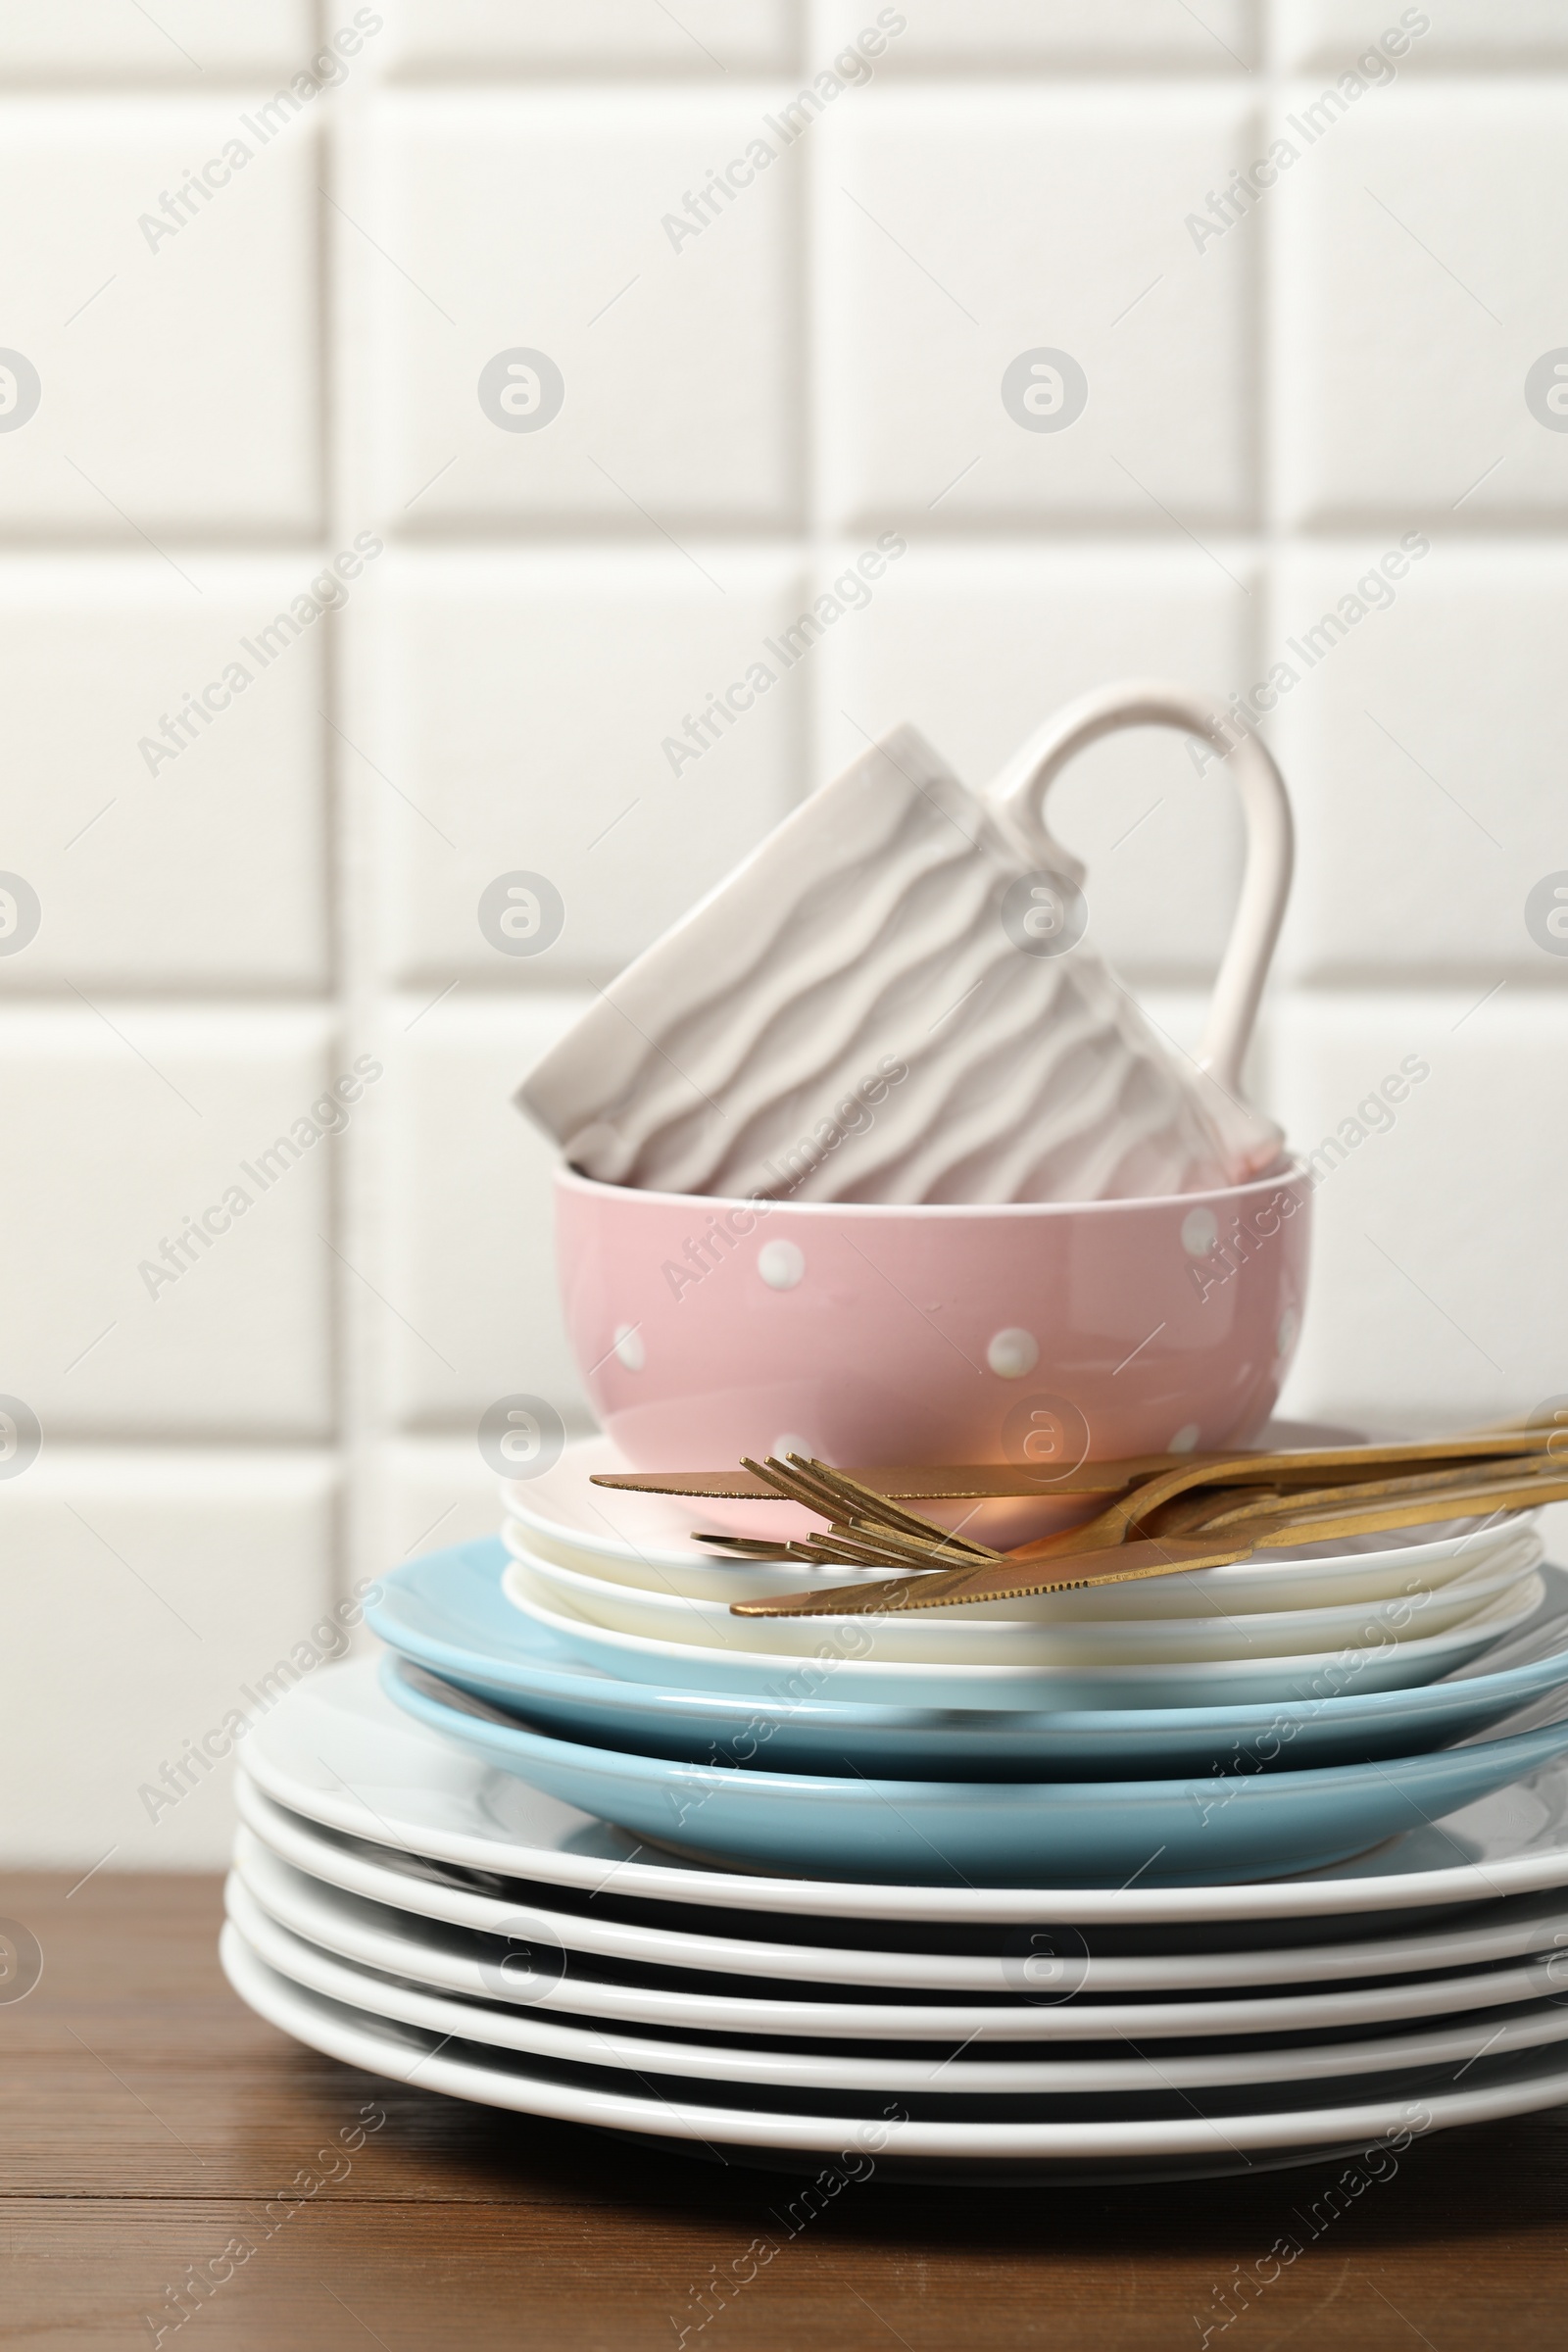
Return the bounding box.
[368,1541,1568,1742]
[510,1537,1541,1659]
[239,1658,1568,1927]
[501,1434,1544,1584]
[220,1918,1568,2161]
[383,1650,1568,1814]
[500,1555,1547,1697]
[230,1796,1568,2023]
[224,1871,1568,2094]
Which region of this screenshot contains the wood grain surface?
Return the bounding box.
[3,1870,1566,2350]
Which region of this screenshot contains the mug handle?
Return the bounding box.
[978,679,1294,1100]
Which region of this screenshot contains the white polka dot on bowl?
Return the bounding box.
[1181,1207,1219,1256]
[758,1240,805,1290]
[987,1328,1040,1379]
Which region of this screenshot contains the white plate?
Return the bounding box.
[503,1505,1540,1622]
[233,1783,1568,1994]
[238,1662,1568,1926]
[221,1922,1568,2179]
[507,1516,920,1603]
[503,1434,1010,1562]
[226,1874,1568,2098]
[498,1561,1545,1712]
[507,1543,1537,1667]
[503,1434,1541,1598]
[232,1806,1568,2043]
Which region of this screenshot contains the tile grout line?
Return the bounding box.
[1257,0,1285,1116]
[802,0,830,807]
[326,4,379,1620]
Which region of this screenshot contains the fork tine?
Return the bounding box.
[739,1454,823,1508]
[741,1452,998,1565]
[822,1520,994,1571]
[690,1533,805,1559]
[765,1454,914,1532]
[792,1457,1003,1557]
[689,1526,880,1568]
[736,1455,876,1536]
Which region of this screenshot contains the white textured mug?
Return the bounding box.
[517,679,1295,1205]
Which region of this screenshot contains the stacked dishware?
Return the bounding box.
[221,1430,1568,2180]
[221,684,1568,2175]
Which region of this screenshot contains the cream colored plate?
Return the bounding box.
[506,1542,1540,1668]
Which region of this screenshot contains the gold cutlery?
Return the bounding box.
[727,1456,1566,1617]
[591,1426,1561,1506]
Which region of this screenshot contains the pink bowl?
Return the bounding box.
[555,1164,1312,1537]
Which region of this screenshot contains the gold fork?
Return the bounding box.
[729,1459,1566,1617]
[712,1439,1557,1589]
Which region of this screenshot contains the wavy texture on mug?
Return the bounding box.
[521,724,1278,1204]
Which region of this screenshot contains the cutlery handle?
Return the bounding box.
[979,679,1294,1098]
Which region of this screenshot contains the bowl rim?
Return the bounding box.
[554,1155,1313,1222]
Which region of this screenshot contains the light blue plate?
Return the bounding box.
[366,1541,1568,1783]
[380,1652,1568,1888]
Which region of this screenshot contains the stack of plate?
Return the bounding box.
[225,1655,1568,2182]
[220,1440,1568,2178]
[496,1438,1550,1704]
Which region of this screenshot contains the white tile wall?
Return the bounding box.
[0,1449,338,1868]
[385,992,591,1429]
[380,2,799,77]
[360,90,804,531]
[1271,990,1568,1427]
[1278,4,1568,71]
[0,1006,339,1437]
[818,545,1255,976]
[1274,83,1568,528]
[1271,544,1568,981]
[0,1,315,79]
[370,549,808,983]
[0,558,329,987]
[0,99,322,535]
[4,0,1566,1866]
[820,86,1260,529]
[819,2,1260,71]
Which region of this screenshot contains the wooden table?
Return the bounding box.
[4,1871,1566,2350]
